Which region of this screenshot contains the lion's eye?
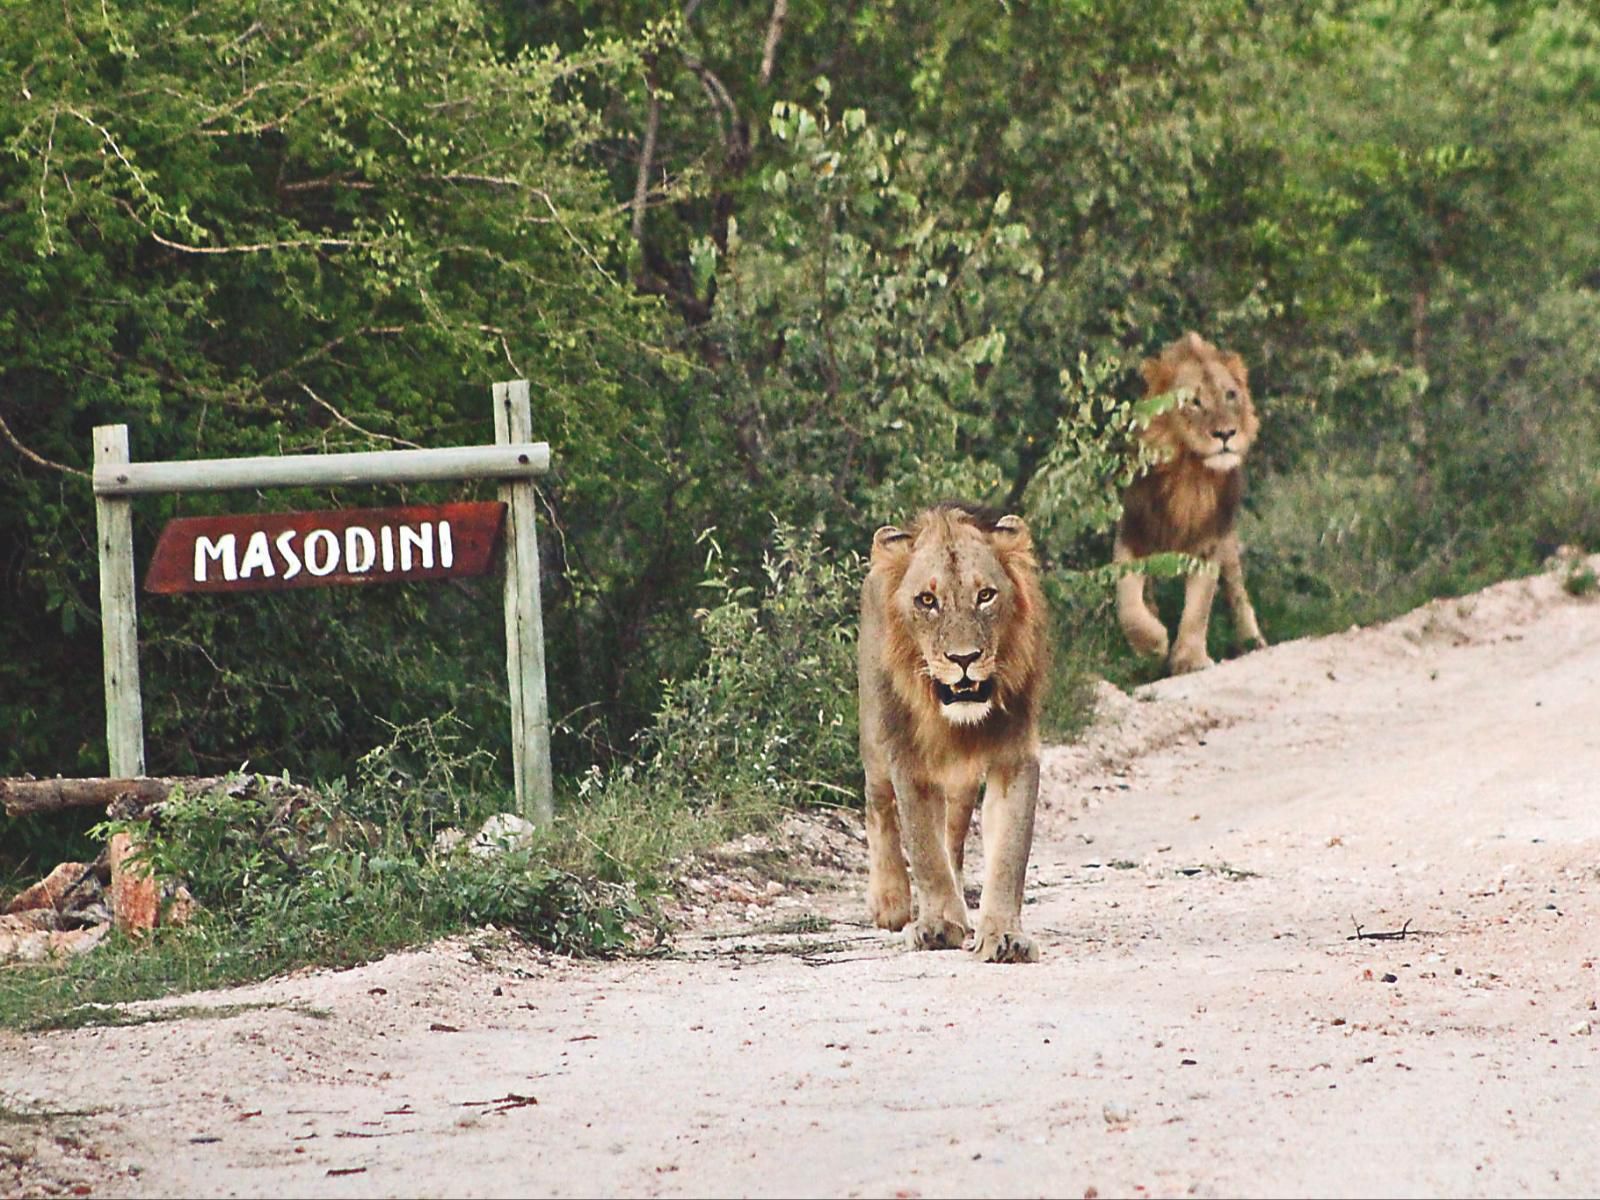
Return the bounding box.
[915,592,938,611]
[1226,388,1239,402]
[976,587,997,606]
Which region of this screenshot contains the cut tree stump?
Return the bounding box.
[107,831,158,937]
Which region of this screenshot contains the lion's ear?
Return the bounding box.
[1221,351,1249,390]
[991,515,1038,614]
[991,514,1033,550]
[1138,356,1173,396]
[1182,330,1209,356]
[871,525,912,565]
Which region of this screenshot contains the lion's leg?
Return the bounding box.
[1217,532,1266,652]
[1169,561,1219,675]
[972,758,1040,964]
[1114,534,1169,659]
[890,767,970,951]
[944,786,978,896]
[864,772,912,931]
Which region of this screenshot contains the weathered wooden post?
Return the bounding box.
[93,424,158,934]
[93,424,146,778]
[494,380,554,825]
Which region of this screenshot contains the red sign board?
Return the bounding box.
[144,501,506,594]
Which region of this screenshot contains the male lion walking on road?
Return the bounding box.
[1115,331,1266,674]
[858,502,1049,964]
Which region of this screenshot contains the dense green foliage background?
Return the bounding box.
[4,1,1598,857]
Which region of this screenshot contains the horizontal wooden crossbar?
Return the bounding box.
[93,441,550,496]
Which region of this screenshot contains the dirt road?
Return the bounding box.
[5,558,1599,1198]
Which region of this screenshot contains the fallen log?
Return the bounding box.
[0,776,224,818]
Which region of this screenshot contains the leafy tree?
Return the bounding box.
[3,0,1596,815]
[0,0,668,775]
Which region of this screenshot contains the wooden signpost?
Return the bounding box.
[92,381,554,823]
[143,501,506,594]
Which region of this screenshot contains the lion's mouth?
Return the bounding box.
[934,678,995,707]
[1205,449,1241,471]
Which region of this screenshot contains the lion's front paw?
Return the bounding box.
[867,882,912,932]
[1126,627,1170,661]
[1167,645,1214,675]
[908,916,969,951]
[972,927,1039,964]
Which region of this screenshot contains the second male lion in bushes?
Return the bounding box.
[858,502,1048,964]
[1115,331,1266,675]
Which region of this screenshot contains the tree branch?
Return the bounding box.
[278,172,376,194]
[0,407,89,478]
[298,382,422,449]
[253,324,409,394]
[760,0,789,85]
[149,228,366,255]
[631,69,662,250]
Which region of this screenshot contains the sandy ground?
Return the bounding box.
[4,556,1599,1199]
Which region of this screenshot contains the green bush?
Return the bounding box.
[643,523,860,807]
[560,521,861,884]
[101,722,642,966]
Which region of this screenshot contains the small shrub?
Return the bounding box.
[1564,562,1598,598]
[642,521,860,808]
[94,719,644,968]
[562,521,862,885]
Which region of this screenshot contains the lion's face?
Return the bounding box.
[1143,331,1258,473]
[873,507,1036,727]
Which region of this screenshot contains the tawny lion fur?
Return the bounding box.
[1114,330,1266,675]
[858,502,1049,964]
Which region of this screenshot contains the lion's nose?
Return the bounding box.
[1213,428,1236,445]
[946,649,981,672]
